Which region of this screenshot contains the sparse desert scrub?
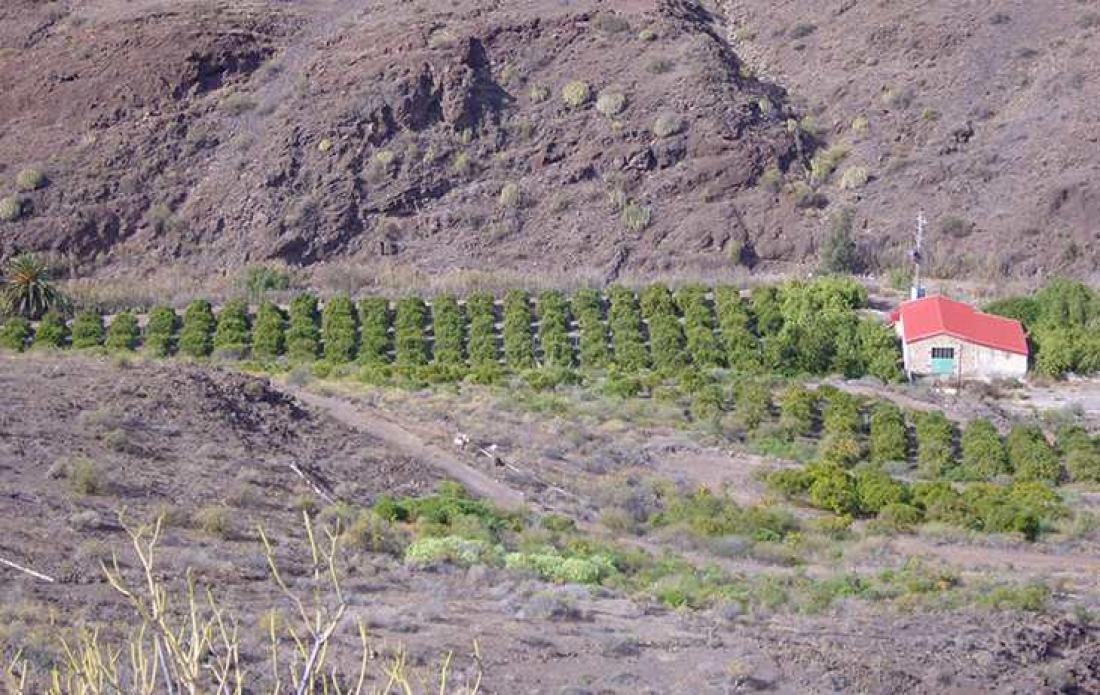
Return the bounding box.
[652,113,683,137]
[561,80,591,108]
[0,195,23,222]
[15,168,46,191]
[621,201,652,232]
[596,90,627,117]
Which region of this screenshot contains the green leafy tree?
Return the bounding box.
[819,207,860,273]
[322,294,359,363]
[608,286,649,371]
[537,290,573,369]
[358,298,391,366]
[959,419,1008,480]
[1006,425,1060,484]
[33,311,69,348]
[715,286,760,371]
[914,410,957,479]
[855,465,910,513]
[179,300,215,358]
[144,306,178,357]
[394,297,429,368]
[778,385,818,438]
[639,284,687,371]
[808,463,860,515]
[572,288,609,369]
[734,380,772,431]
[286,293,321,361]
[252,301,286,359]
[213,298,251,356]
[1058,425,1100,484]
[858,318,903,382]
[71,311,105,349]
[502,290,535,369]
[869,402,908,464]
[465,293,498,368]
[431,294,465,366]
[676,285,723,368]
[0,316,31,351]
[105,312,139,351]
[1,253,69,319]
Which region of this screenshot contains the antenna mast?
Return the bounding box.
[911,211,926,300]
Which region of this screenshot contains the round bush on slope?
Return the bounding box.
[71,311,105,349]
[914,411,957,479]
[0,316,31,351]
[179,300,216,358]
[868,402,907,464]
[105,312,140,351]
[143,306,178,357]
[959,418,1008,480]
[252,301,286,360]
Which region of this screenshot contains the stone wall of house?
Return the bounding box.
[903,334,1028,380]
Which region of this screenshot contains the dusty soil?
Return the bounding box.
[1,0,1096,293]
[2,354,1099,692]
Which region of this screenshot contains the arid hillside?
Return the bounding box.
[0,0,1097,289]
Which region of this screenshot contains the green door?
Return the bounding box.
[930,347,956,375]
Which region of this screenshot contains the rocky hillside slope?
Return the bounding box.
[0,0,1097,288]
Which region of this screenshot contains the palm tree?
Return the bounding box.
[1,253,69,319]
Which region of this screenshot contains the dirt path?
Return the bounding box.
[284,385,528,509]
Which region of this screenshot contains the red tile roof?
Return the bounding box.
[891,295,1029,355]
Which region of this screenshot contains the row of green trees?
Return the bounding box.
[0,280,904,381]
[771,385,1098,485]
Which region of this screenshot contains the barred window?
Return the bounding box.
[931,347,955,360]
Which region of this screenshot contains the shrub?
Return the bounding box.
[621,202,651,232]
[714,286,760,371]
[1006,425,1060,484]
[144,306,178,357]
[105,312,139,351]
[690,383,725,422]
[431,294,465,366]
[0,195,23,222]
[596,90,627,117]
[498,182,522,209]
[16,168,46,192]
[858,318,903,382]
[914,411,957,479]
[394,297,429,367]
[639,284,686,371]
[528,84,551,102]
[179,300,216,358]
[822,391,862,436]
[676,285,723,368]
[502,290,535,369]
[572,288,610,369]
[71,311,105,349]
[654,487,799,540]
[819,432,863,467]
[0,316,31,351]
[537,290,573,368]
[735,381,772,431]
[875,502,923,531]
[869,402,908,464]
[561,80,591,108]
[653,113,683,137]
[1060,426,1100,483]
[778,385,818,438]
[239,265,291,303]
[465,293,498,367]
[2,253,67,319]
[286,293,321,361]
[406,536,500,567]
[33,311,69,348]
[607,286,649,371]
[213,298,251,356]
[321,295,358,363]
[194,506,232,539]
[505,552,616,584]
[808,463,860,515]
[252,301,286,359]
[357,297,391,366]
[959,419,1008,480]
[66,458,103,495]
[810,144,850,184]
[855,465,910,513]
[766,468,814,498]
[838,166,869,190]
[820,207,859,273]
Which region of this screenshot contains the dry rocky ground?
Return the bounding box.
[1,0,1098,299]
[2,353,1099,692]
